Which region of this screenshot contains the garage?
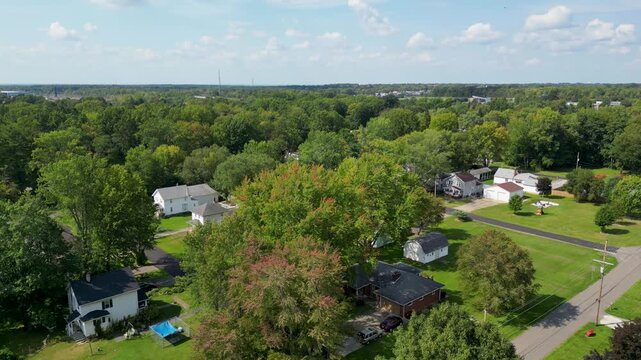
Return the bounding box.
[484,182,524,203]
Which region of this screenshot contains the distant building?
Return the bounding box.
[610,101,622,107]
[403,232,449,264]
[191,201,237,225]
[593,101,604,110]
[565,101,579,107]
[0,90,28,98]
[152,184,220,216]
[469,96,492,104]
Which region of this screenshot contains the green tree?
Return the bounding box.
[180,145,230,185]
[611,121,641,173]
[429,112,458,131]
[0,193,77,329]
[29,128,88,173]
[213,152,278,195]
[536,176,553,196]
[595,205,619,232]
[566,169,605,203]
[298,131,349,169]
[508,195,523,213]
[610,318,641,359]
[469,121,508,166]
[211,112,263,153]
[610,176,641,218]
[384,303,518,360]
[457,230,539,314]
[364,108,420,141]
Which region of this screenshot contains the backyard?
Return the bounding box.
[157,215,192,233]
[156,233,188,260]
[473,195,641,247]
[346,216,616,359]
[14,289,201,360]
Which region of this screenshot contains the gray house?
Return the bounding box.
[442,172,483,198]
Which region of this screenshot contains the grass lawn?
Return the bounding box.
[135,268,172,282]
[607,279,641,320]
[345,333,395,360]
[157,215,192,232]
[24,289,201,360]
[546,323,613,360]
[156,233,188,259]
[346,217,616,359]
[473,195,641,247]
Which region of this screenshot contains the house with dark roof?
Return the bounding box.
[469,167,493,181]
[152,184,220,216]
[66,268,148,339]
[347,261,445,318]
[442,171,483,198]
[191,201,238,225]
[403,232,449,264]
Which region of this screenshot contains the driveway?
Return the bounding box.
[452,198,503,213]
[512,246,641,360]
[145,246,185,277]
[338,306,396,357]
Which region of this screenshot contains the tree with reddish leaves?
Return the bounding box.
[194,238,346,359]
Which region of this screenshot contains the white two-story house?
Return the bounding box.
[66,268,148,339]
[442,172,483,198]
[152,184,220,216]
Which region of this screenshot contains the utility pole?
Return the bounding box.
[576,152,580,170]
[594,239,615,325]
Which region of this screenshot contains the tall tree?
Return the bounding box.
[213,152,278,195]
[457,230,539,314]
[610,176,641,218]
[469,121,508,166]
[0,193,77,329]
[383,303,518,360]
[180,145,231,185]
[536,177,553,196]
[611,121,641,173]
[298,131,350,169]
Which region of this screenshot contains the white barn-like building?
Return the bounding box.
[66,268,148,339]
[484,182,524,202]
[403,232,449,264]
[191,202,238,225]
[152,184,219,216]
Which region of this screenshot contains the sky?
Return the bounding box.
[1,0,641,84]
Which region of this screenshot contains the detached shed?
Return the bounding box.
[484,182,524,202]
[403,232,449,264]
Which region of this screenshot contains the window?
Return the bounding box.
[170,199,173,204]
[102,317,107,324]
[102,299,113,310]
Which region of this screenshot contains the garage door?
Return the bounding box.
[498,191,510,202]
[484,189,496,200]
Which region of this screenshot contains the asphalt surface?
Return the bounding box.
[145,246,185,277]
[445,208,619,252]
[512,246,641,359]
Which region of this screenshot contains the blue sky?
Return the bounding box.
[1,0,641,84]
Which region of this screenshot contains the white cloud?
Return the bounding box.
[285,28,306,38]
[89,0,144,9]
[496,45,516,55]
[199,35,216,45]
[132,48,158,61]
[265,0,343,8]
[318,32,345,41]
[347,0,397,36]
[292,40,310,49]
[83,23,98,32]
[47,22,78,41]
[608,46,631,55]
[586,20,636,44]
[406,32,433,49]
[615,24,636,44]
[451,23,502,44]
[525,57,541,66]
[250,37,284,60]
[524,6,572,31]
[225,21,249,41]
[414,52,432,63]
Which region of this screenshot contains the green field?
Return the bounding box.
[346,217,616,359]
[607,279,641,320]
[546,323,613,360]
[157,215,192,232]
[156,233,188,259]
[474,195,641,247]
[20,290,201,360]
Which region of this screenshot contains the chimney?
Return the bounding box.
[85,273,91,283]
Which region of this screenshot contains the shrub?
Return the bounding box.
[454,210,470,222]
[508,195,523,213]
[0,348,18,360]
[594,205,619,232]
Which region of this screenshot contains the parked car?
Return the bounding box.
[357,327,383,344]
[379,315,403,332]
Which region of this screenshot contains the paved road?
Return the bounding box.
[145,246,185,277]
[513,246,641,359]
[445,208,618,252]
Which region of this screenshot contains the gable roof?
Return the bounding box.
[469,167,492,176]
[494,168,517,179]
[495,182,524,192]
[347,261,444,305]
[513,173,538,187]
[192,202,227,217]
[410,232,448,254]
[455,171,477,183]
[153,184,218,201]
[70,268,139,306]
